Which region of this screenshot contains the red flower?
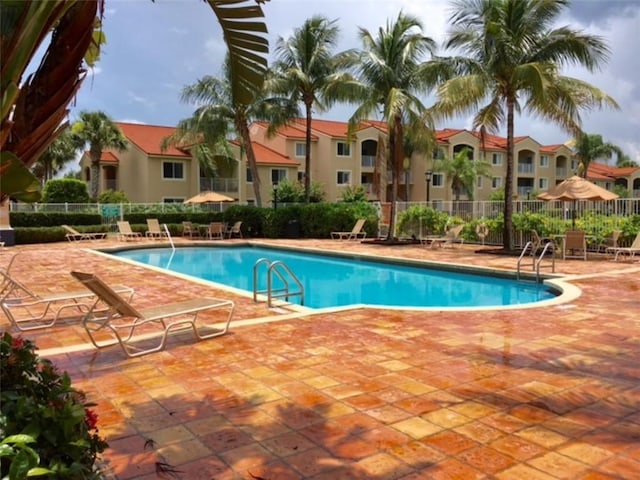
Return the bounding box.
[85,408,98,430]
[11,337,25,350]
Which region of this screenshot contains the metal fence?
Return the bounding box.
[9,198,640,246]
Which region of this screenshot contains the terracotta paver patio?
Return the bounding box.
[1,237,639,479]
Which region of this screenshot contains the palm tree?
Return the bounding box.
[270,16,355,203]
[616,153,638,168]
[433,0,619,250]
[1,0,269,203]
[164,60,297,207]
[434,147,492,201]
[32,129,82,186]
[348,12,438,240]
[71,111,127,200]
[572,133,624,176]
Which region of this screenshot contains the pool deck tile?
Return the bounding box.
[1,237,639,479]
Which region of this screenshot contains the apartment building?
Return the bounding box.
[82,119,640,203]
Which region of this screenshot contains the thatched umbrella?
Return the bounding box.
[184,191,235,204]
[537,176,618,228]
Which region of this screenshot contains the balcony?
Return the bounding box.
[361,155,376,168]
[556,167,569,178]
[200,178,238,192]
[104,179,117,191]
[517,163,534,174]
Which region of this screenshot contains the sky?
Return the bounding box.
[66,0,640,162]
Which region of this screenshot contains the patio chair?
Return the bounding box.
[145,218,167,240]
[427,224,464,249]
[206,222,225,240]
[562,230,587,260]
[117,221,142,241]
[226,221,243,239]
[600,230,621,256]
[531,229,554,255]
[71,271,235,358]
[331,219,367,240]
[182,221,200,238]
[62,225,107,242]
[607,231,640,261]
[1,268,134,331]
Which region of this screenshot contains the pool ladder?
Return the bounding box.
[517,241,556,282]
[253,258,304,307]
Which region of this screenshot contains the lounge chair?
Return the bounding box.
[562,230,587,260]
[226,221,243,239]
[425,224,464,249]
[531,229,554,255]
[206,222,225,240]
[182,221,201,238]
[607,231,640,261]
[62,224,107,242]
[145,218,168,240]
[331,219,367,240]
[117,221,142,241]
[1,268,134,331]
[600,230,621,256]
[71,271,235,358]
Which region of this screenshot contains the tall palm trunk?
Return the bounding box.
[89,146,102,200]
[236,117,262,206]
[386,115,403,241]
[503,96,516,250]
[303,98,313,203]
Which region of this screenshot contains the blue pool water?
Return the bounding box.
[112,246,556,309]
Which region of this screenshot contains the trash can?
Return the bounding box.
[284,219,301,239]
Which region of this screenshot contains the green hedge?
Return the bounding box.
[10,212,102,227]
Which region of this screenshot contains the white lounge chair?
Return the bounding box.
[331,219,367,240]
[117,221,142,241]
[0,268,134,331]
[206,222,225,240]
[226,221,243,239]
[145,218,168,240]
[71,271,235,358]
[62,224,107,242]
[607,231,640,261]
[424,224,464,249]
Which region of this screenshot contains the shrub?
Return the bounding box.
[42,179,90,204]
[340,185,368,203]
[98,190,128,203]
[0,332,108,479]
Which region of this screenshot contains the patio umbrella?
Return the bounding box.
[537,175,618,228]
[184,191,235,204]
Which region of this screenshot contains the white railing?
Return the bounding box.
[200,178,238,192]
[361,155,375,168]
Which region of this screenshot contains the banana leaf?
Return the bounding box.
[0,151,41,202]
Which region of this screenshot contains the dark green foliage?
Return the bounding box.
[41,179,90,204]
[98,189,128,203]
[10,212,101,227]
[222,205,268,238]
[14,227,67,244]
[1,333,108,479]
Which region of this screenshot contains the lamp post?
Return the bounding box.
[273,183,278,210]
[425,170,432,203]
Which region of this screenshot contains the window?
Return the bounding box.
[492,177,503,189]
[433,148,445,160]
[491,153,502,166]
[432,173,444,187]
[539,178,548,190]
[571,159,579,171]
[163,198,184,203]
[163,161,184,180]
[477,176,483,188]
[539,155,549,167]
[297,171,304,182]
[295,143,306,157]
[246,168,253,183]
[336,142,351,157]
[337,170,351,185]
[271,169,287,184]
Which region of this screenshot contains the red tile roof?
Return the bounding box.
[115,122,189,157]
[253,121,314,140]
[100,151,119,163]
[251,142,299,166]
[587,161,639,180]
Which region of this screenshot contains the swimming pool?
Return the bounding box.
[112,246,558,309]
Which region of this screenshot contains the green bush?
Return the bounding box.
[42,179,90,204]
[1,332,108,479]
[10,212,101,228]
[14,227,67,244]
[397,206,449,237]
[98,190,128,203]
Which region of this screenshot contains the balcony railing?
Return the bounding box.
[517,163,534,174]
[556,167,569,178]
[200,178,238,192]
[104,180,117,191]
[361,155,376,168]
